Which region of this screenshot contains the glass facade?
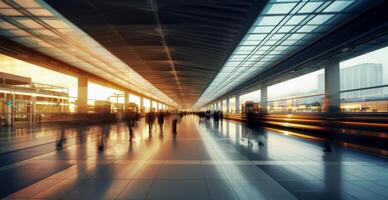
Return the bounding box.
[222,100,227,113]
[88,82,123,113]
[229,97,236,113]
[240,90,261,113]
[143,98,150,112]
[268,69,324,113]
[129,94,140,107]
[151,101,157,112]
[340,46,388,112]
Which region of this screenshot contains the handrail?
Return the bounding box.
[267,93,324,103]
[340,84,388,93]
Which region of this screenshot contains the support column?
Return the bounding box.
[226,98,230,114]
[30,96,36,124]
[324,58,340,114]
[235,94,240,113]
[156,102,159,112]
[220,101,223,112]
[150,100,154,112]
[124,92,129,111]
[5,94,13,126]
[260,86,268,114]
[77,76,88,113]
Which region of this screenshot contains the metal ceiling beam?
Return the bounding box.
[212,0,388,104]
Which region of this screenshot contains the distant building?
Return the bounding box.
[340,63,383,100]
[318,63,385,101]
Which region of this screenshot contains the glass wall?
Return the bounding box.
[151,101,157,112]
[268,69,324,113]
[240,90,260,113]
[127,94,140,112]
[143,98,150,112]
[222,99,227,113]
[229,97,236,113]
[0,54,77,112]
[340,46,388,112]
[129,94,140,106]
[88,82,123,112]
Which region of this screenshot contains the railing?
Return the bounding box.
[223,112,388,156]
[340,85,388,112]
[267,93,324,113]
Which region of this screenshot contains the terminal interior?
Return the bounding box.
[0,0,388,200]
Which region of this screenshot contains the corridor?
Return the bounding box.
[0,116,387,200]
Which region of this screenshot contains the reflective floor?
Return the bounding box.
[0,116,387,200]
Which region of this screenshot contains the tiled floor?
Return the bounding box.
[0,116,387,199]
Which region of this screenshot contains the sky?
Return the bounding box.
[340,46,388,83]
[268,69,324,100]
[0,54,78,97]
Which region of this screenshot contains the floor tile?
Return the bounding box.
[146,180,209,200]
[62,179,129,200]
[117,180,153,200]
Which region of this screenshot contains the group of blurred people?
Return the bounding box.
[197,110,223,122]
[144,111,182,135]
[95,111,183,151]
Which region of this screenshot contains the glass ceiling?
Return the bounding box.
[194,0,359,108]
[0,0,178,107]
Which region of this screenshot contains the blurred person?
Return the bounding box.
[98,124,110,151]
[171,112,180,134]
[56,128,66,150]
[127,111,136,142]
[157,111,165,132]
[146,111,155,133]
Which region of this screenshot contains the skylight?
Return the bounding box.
[194,0,358,108]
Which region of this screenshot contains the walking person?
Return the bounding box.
[171,112,180,134]
[127,111,135,142]
[146,111,155,133]
[98,124,110,151]
[157,111,165,133]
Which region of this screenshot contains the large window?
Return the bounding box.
[151,101,157,112]
[143,98,151,112]
[229,97,236,113]
[129,94,140,106]
[88,82,123,112]
[340,46,388,112]
[222,99,227,113]
[0,54,76,112]
[240,90,261,113]
[268,69,324,113]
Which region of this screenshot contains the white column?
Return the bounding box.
[324,58,340,114]
[235,94,240,113]
[226,98,230,114]
[260,86,268,114]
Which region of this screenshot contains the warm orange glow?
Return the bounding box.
[0,54,77,97]
[129,94,140,106]
[88,82,123,103]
